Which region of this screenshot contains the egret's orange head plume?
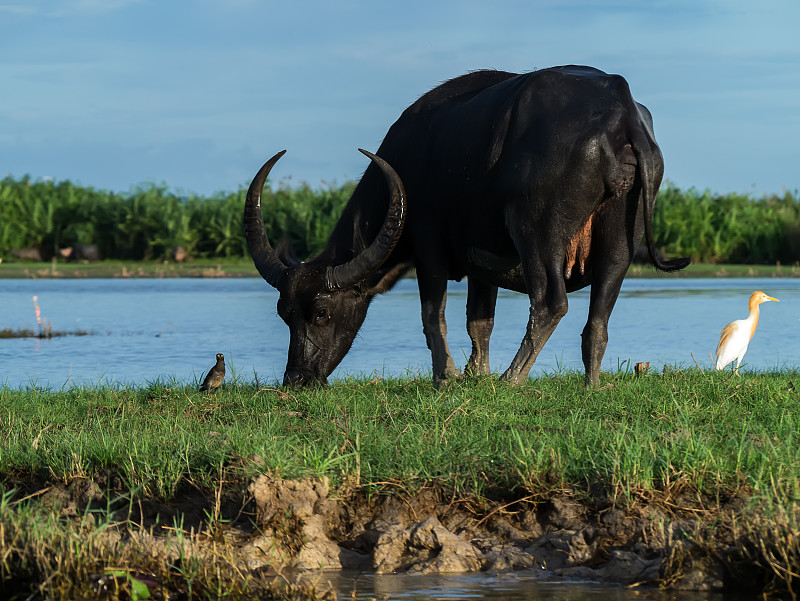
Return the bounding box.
[749,290,779,310]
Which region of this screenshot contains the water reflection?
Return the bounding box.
[1,277,799,389]
[315,570,738,600]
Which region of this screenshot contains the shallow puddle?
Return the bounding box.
[307,570,747,601]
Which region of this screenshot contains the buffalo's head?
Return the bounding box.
[244,150,408,387]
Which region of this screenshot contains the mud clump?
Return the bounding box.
[246,475,344,570]
[243,477,730,591]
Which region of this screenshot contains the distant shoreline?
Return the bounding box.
[1,259,799,279]
[0,259,259,279]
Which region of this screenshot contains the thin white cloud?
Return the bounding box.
[0,4,37,15]
[5,0,145,17]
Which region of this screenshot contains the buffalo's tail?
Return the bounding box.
[630,111,690,273]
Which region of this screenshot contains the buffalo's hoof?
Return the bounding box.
[432,370,462,389]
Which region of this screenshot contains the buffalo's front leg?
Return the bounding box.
[465,278,498,376]
[417,273,459,385]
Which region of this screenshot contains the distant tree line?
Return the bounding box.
[1,175,799,264]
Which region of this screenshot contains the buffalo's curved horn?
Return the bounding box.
[326,149,407,290]
[244,150,289,289]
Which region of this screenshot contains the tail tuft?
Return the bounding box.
[656,256,691,272]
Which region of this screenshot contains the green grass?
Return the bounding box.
[627,261,800,278]
[0,257,260,279]
[2,258,800,280]
[2,370,799,502]
[2,370,800,597]
[0,485,333,601]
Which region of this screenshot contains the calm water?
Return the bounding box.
[315,570,745,600]
[1,276,800,389]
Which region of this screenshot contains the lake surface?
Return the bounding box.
[1,276,799,389]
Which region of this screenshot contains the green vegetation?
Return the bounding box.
[3,258,799,280]
[653,183,800,264]
[2,370,800,597]
[0,257,260,279]
[0,176,354,262]
[2,174,799,265]
[0,491,332,601]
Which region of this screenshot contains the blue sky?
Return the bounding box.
[2,0,799,197]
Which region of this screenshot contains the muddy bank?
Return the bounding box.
[243,476,742,591]
[11,474,781,597]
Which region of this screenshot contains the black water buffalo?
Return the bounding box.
[244,65,689,387]
[59,244,100,262]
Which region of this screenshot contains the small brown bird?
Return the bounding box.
[200,353,225,391]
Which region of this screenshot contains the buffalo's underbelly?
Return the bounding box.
[442,210,597,295]
[463,247,527,292]
[460,246,592,295]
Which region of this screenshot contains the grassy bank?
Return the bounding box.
[2,258,800,279]
[1,370,800,598]
[0,258,259,279]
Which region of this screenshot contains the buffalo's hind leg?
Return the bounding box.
[582,264,626,386]
[465,278,498,377]
[501,260,568,385]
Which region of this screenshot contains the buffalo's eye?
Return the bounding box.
[315,308,330,323]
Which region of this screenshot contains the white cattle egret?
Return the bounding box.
[714,291,779,372]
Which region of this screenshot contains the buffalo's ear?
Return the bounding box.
[367,262,413,295]
[276,239,300,267]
